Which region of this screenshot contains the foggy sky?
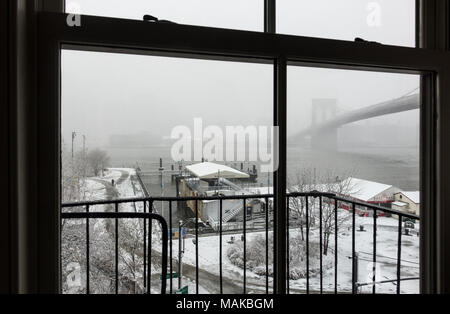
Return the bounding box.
[63,0,419,149]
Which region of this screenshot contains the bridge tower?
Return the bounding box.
[311,99,338,150]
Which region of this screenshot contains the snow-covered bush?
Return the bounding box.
[227,234,331,280]
[227,242,245,268]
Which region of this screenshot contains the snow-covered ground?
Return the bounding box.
[74,168,420,294]
[294,215,420,294]
[78,168,143,211]
[81,179,107,200]
[154,215,420,294]
[85,168,213,294]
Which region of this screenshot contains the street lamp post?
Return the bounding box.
[71,131,77,161]
[82,135,86,178]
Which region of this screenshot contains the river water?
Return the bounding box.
[108,144,419,225]
[108,145,419,190]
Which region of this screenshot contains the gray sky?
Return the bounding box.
[62,0,419,148]
[61,52,273,147]
[66,0,264,31]
[277,0,415,46]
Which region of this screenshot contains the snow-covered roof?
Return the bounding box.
[343,177,394,202]
[186,162,250,180]
[392,201,408,207]
[398,191,420,204]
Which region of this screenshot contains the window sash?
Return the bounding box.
[36,9,448,294]
[44,13,444,70]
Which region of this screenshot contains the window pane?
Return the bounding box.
[61,50,274,294]
[277,0,416,47]
[65,0,263,31]
[287,66,420,294]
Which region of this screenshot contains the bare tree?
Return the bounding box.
[117,210,146,294]
[62,141,82,203]
[288,168,357,255]
[287,168,317,241]
[87,148,110,177]
[320,170,357,255]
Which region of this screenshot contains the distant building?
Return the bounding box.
[392,191,420,217]
[340,177,401,216]
[342,177,401,204]
[108,131,163,148]
[180,162,252,227]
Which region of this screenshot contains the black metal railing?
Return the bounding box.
[61,204,168,294]
[288,192,420,294]
[61,191,419,295]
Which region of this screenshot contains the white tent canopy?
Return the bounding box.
[186,162,250,180]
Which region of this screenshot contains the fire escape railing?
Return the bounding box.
[61,209,168,294]
[61,192,419,295]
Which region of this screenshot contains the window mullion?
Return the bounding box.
[264,0,276,33]
[273,56,287,294]
[417,0,449,50]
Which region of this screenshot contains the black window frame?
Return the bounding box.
[33,0,450,294]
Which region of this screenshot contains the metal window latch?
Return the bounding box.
[354,37,382,45]
[143,14,177,24]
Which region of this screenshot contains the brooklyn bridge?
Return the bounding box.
[289,93,420,149]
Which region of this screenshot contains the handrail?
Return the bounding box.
[62,191,419,220]
[62,191,420,294]
[62,211,168,295]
